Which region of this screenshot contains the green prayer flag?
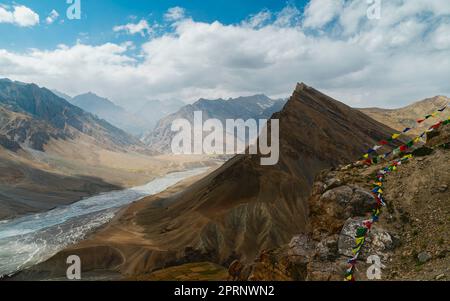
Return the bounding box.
[356,227,367,237]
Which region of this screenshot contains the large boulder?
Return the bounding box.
[338,217,394,260]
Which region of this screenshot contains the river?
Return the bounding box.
[0,167,209,277]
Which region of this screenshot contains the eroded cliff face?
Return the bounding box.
[229,125,449,281]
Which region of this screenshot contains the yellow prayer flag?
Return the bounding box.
[363,154,369,159]
[392,133,401,139]
[352,247,361,255]
[355,237,365,245]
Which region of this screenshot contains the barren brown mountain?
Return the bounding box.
[360,96,449,135]
[231,124,449,281]
[15,83,404,280]
[0,79,211,220]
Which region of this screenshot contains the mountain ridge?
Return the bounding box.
[359,96,449,135]
[0,79,142,151]
[17,83,404,280]
[143,94,287,152]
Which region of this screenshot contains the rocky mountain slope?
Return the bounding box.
[51,90,72,102]
[0,79,142,151]
[0,79,211,220]
[17,83,401,280]
[360,96,449,135]
[143,95,287,153]
[229,123,449,281]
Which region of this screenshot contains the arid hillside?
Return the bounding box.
[0,79,213,220]
[15,83,401,280]
[229,123,449,281]
[360,96,449,135]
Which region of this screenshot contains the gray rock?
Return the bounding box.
[338,217,393,258]
[316,235,339,260]
[438,184,448,193]
[350,188,377,215]
[417,252,432,263]
[324,178,342,190]
[0,134,21,152]
[320,186,353,205]
[289,234,316,260]
[338,217,365,257]
[320,185,376,218]
[371,229,393,251]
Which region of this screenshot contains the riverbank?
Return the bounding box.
[0,143,217,221]
[0,165,219,279]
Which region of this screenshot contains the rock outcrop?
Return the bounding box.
[230,123,449,281]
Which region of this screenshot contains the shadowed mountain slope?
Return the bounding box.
[18,83,403,280]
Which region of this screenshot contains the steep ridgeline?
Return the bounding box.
[25,83,400,279]
[360,96,449,135]
[229,123,450,281]
[0,79,142,152]
[71,92,156,136]
[143,94,287,153]
[51,90,72,102]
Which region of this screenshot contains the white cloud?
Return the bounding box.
[113,19,152,37]
[0,5,39,27]
[273,5,301,27]
[243,10,272,28]
[45,9,59,25]
[0,2,450,109]
[431,22,450,50]
[303,0,343,28]
[164,7,186,22]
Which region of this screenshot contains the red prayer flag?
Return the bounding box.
[431,121,442,129]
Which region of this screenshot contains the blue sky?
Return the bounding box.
[0,0,308,51]
[0,0,449,109]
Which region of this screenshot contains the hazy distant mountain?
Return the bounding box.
[359,96,449,135]
[51,90,72,102]
[0,79,141,151]
[70,92,145,136]
[0,79,151,219]
[133,99,185,134]
[143,94,287,152]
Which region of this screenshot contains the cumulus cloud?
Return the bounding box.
[164,6,186,22]
[45,9,59,25]
[0,5,39,27]
[0,2,450,109]
[242,10,272,28]
[113,19,152,36]
[303,0,343,29]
